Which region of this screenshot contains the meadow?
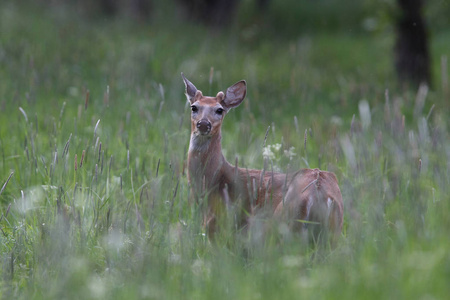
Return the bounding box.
[1,1,449,299]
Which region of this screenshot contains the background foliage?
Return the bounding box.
[0,0,449,299]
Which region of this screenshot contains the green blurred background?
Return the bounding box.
[0,0,449,299]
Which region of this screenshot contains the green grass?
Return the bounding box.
[1,1,450,299]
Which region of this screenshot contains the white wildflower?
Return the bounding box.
[262,146,275,160]
[272,143,282,152]
[284,146,297,160]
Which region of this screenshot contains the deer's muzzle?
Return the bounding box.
[196,119,211,135]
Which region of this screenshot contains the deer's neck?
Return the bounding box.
[188,132,235,192]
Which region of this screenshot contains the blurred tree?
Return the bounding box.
[100,0,118,15]
[257,0,269,11]
[105,0,152,19]
[177,0,239,26]
[395,0,431,87]
[77,0,152,20]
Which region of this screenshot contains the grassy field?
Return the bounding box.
[1,1,450,299]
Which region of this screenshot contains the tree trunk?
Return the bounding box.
[395,0,431,87]
[178,0,239,26]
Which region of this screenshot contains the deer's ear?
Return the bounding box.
[181,72,198,104]
[222,80,246,109]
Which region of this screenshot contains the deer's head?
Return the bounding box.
[182,73,246,139]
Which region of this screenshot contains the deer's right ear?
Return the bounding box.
[181,72,198,104]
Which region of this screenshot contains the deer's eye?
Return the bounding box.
[191,105,198,113]
[216,108,224,115]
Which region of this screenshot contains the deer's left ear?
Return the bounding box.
[222,80,246,109]
[181,72,198,104]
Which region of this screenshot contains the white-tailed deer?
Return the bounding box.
[182,73,344,244]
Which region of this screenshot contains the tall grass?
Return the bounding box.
[1,2,450,299]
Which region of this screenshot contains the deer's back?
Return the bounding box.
[273,168,344,240]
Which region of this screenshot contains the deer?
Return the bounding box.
[181,73,344,245]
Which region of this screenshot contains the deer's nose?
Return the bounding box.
[197,119,211,134]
